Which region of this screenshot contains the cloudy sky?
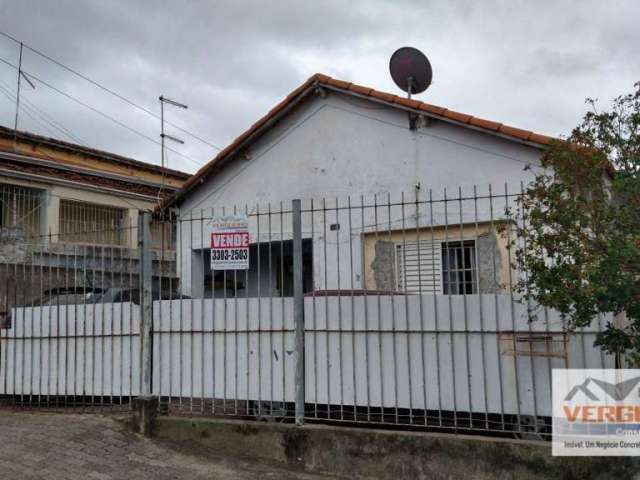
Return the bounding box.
[0,1,638,173]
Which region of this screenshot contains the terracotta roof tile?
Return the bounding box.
[348,84,373,96]
[528,132,553,145]
[443,110,473,123]
[326,78,351,89]
[418,103,447,115]
[498,125,533,141]
[369,90,396,102]
[164,73,556,208]
[469,117,502,131]
[396,97,422,110]
[313,73,331,83]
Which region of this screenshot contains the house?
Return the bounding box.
[162,74,553,299]
[0,85,613,425]
[0,126,190,303]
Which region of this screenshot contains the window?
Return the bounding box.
[441,240,477,294]
[396,239,478,295]
[396,240,442,294]
[0,183,44,240]
[59,200,127,246]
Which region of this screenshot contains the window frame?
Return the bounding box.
[441,239,479,295]
[395,237,479,295]
[58,199,128,247]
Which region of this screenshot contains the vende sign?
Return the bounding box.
[210,215,250,270]
[211,232,249,249]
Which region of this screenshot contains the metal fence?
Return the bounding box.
[0,184,615,439]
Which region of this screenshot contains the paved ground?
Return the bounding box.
[0,410,336,479]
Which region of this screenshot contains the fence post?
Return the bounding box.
[138,211,153,397]
[292,199,305,426]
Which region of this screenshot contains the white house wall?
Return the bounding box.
[178,91,546,295]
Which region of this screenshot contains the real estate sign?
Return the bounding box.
[552,369,640,456]
[210,215,249,270]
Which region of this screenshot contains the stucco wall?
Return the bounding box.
[177,90,545,295]
[181,90,544,214]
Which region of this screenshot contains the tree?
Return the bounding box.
[509,82,640,367]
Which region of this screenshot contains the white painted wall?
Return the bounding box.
[182,91,543,213]
[177,91,545,295]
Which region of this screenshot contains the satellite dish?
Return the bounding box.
[389,47,432,97]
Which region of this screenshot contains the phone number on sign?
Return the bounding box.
[211,249,248,261]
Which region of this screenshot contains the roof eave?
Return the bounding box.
[163,73,556,210]
[321,84,549,151]
[163,78,321,208]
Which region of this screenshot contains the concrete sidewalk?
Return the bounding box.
[0,411,335,479]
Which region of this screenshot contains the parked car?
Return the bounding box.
[32,287,189,306]
[94,288,191,304]
[32,287,104,306]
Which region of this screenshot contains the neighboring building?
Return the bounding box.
[162,74,554,298]
[0,126,190,303]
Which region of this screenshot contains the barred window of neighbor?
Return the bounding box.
[0,183,44,241]
[59,199,127,246]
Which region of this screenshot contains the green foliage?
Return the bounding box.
[510,82,640,366]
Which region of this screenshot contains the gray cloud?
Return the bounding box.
[0,0,638,173]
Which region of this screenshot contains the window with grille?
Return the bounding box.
[441,240,477,294]
[0,183,44,240]
[396,239,478,294]
[59,200,127,246]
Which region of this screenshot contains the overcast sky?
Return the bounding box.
[0,1,638,174]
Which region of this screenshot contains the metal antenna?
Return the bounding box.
[158,95,188,206]
[13,42,36,143]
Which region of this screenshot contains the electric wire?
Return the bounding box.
[0,55,204,168]
[0,86,62,139]
[0,30,222,152]
[0,79,86,145]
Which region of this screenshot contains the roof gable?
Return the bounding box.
[165,73,554,207]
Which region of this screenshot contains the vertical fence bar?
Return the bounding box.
[292,199,305,425]
[504,183,522,433]
[138,212,153,397]
[311,199,318,420]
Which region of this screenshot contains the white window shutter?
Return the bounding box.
[396,241,442,294]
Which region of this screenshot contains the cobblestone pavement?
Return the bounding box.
[0,410,336,479]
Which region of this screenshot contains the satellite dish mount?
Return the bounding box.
[389,47,432,130]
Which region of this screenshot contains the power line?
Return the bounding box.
[0,30,223,152]
[0,87,62,139]
[0,55,204,168]
[0,79,86,144]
